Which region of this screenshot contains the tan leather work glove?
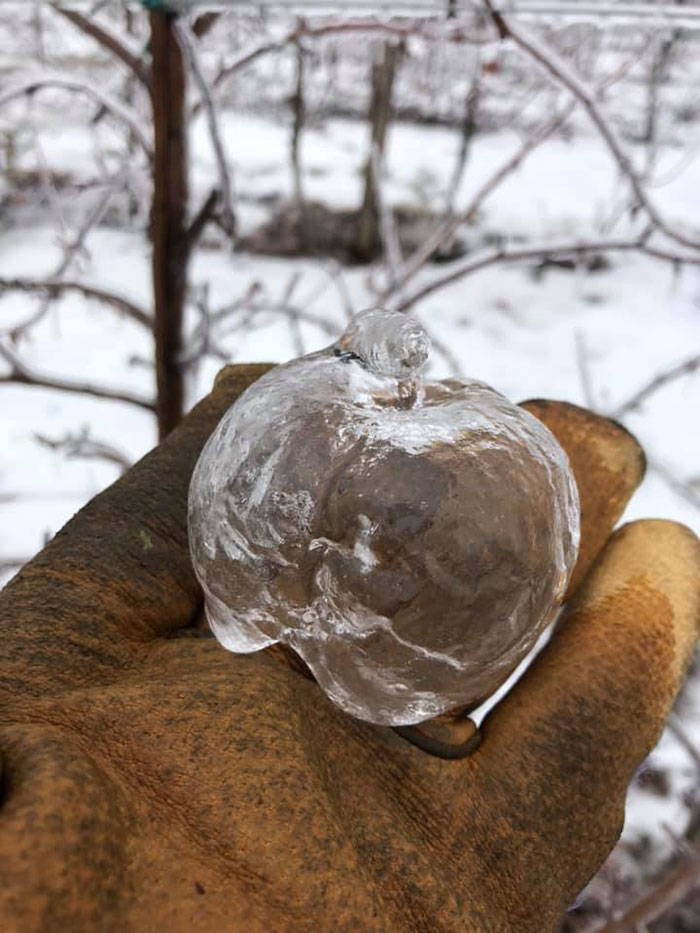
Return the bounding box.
[1,364,698,932]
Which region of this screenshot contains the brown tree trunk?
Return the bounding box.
[354,41,401,263]
[150,11,188,440]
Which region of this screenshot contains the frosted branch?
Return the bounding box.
[51,5,151,88]
[395,235,700,312]
[0,277,152,331]
[0,76,153,161]
[383,100,575,307]
[200,13,492,114]
[612,353,700,418]
[177,21,236,241]
[598,845,700,931]
[35,427,133,473]
[647,457,700,514]
[483,0,700,251]
[0,341,155,412]
[185,187,220,254]
[6,187,114,338]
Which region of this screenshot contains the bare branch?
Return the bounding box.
[51,5,151,88]
[0,556,30,574]
[6,186,114,337]
[184,187,220,255]
[383,100,575,307]
[205,36,290,102]
[213,280,341,343]
[199,13,492,114]
[279,14,492,49]
[54,188,111,277]
[483,2,700,251]
[646,456,700,514]
[612,354,700,418]
[211,281,263,324]
[0,277,151,330]
[177,286,228,370]
[327,264,356,323]
[0,341,155,412]
[598,845,700,931]
[177,21,236,241]
[0,77,153,161]
[444,49,481,215]
[383,34,656,309]
[35,427,133,473]
[395,236,700,312]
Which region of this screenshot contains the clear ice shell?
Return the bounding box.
[188,310,580,726]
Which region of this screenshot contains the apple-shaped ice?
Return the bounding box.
[188,310,580,726]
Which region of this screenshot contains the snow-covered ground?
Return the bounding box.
[1,16,700,918]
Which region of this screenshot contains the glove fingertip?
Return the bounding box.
[520,399,646,596]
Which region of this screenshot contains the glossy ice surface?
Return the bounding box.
[188,310,580,726]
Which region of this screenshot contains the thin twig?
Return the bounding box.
[383,100,575,306]
[646,456,700,514]
[597,845,700,931]
[0,341,155,412]
[278,274,304,358]
[214,284,340,342]
[177,21,236,241]
[612,354,700,418]
[327,264,356,323]
[198,13,492,115]
[0,277,152,330]
[281,272,305,356]
[383,35,655,309]
[35,428,133,472]
[395,235,700,312]
[0,556,30,574]
[0,76,153,161]
[51,4,151,88]
[177,286,228,370]
[6,187,115,337]
[184,187,220,255]
[482,1,700,251]
[444,48,481,215]
[211,281,263,324]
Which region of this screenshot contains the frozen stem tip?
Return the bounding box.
[338,309,430,380]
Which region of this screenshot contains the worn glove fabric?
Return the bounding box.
[1,364,698,932]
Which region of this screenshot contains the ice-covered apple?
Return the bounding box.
[188,310,580,726]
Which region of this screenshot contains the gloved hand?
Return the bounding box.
[1,364,698,932]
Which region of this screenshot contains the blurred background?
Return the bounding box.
[1,1,699,927]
